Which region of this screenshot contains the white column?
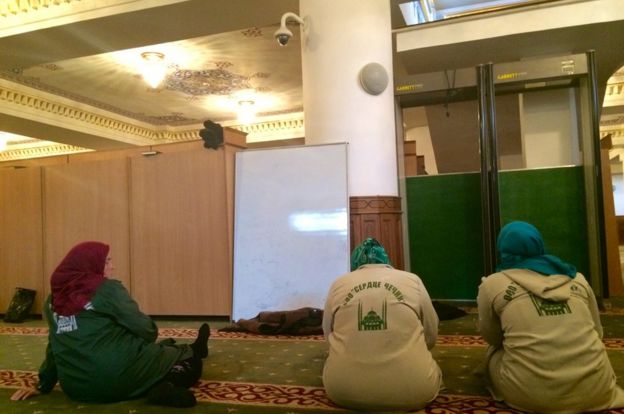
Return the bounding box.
[299,0,397,197]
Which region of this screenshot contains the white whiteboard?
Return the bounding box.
[232,143,349,321]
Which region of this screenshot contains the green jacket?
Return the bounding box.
[38,279,192,402]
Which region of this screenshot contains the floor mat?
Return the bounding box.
[3,315,624,413]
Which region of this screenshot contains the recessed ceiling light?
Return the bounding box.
[140,51,167,88]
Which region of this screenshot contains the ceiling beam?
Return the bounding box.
[0,0,298,70]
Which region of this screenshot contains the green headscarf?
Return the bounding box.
[496,221,576,278]
[351,238,390,271]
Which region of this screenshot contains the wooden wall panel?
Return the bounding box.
[3,131,244,316]
[0,167,44,313]
[617,216,624,245]
[404,141,417,177]
[1,155,68,168]
[68,148,144,163]
[350,196,405,270]
[600,137,623,296]
[130,148,231,315]
[43,159,131,297]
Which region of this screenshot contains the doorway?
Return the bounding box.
[396,53,604,300]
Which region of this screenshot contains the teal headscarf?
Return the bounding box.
[496,221,576,278]
[351,238,390,270]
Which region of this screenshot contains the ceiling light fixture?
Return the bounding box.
[237,100,256,125]
[140,51,167,88]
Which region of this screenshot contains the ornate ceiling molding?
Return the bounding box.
[0,0,81,17]
[0,142,90,162]
[603,128,624,139]
[604,81,624,108]
[0,115,307,161]
[0,78,306,160]
[602,78,624,147]
[603,122,624,150]
[0,81,200,145]
[232,116,304,143]
[0,0,186,37]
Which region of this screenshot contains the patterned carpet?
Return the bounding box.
[2,314,624,413]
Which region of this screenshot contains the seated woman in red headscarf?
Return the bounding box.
[10,241,210,408]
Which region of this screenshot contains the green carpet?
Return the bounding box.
[2,313,624,413]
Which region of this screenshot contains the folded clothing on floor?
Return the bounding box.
[219,307,323,335]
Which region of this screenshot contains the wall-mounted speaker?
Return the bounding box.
[359,62,389,96]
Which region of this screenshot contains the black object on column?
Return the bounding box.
[199,120,224,150]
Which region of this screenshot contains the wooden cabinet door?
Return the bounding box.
[130,149,231,315]
[43,159,131,295]
[0,167,44,313]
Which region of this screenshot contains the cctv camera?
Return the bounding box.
[274,12,303,47]
[274,27,293,46]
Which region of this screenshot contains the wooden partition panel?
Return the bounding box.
[0,167,44,313]
[0,155,68,169]
[130,148,231,315]
[600,138,623,296]
[350,196,405,270]
[2,134,243,316]
[43,158,131,296]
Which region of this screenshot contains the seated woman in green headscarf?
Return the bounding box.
[477,221,624,414]
[322,238,442,412]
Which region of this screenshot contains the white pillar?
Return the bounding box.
[299,0,397,197]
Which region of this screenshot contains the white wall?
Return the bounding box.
[405,125,438,175]
[612,173,624,216]
[520,88,581,168]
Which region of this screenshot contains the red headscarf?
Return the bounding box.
[50,241,109,316]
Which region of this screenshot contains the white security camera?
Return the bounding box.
[274,12,304,47]
[274,26,293,47]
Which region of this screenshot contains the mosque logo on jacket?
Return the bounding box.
[54,314,78,333]
[357,300,387,331]
[529,294,571,316]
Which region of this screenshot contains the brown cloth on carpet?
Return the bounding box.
[432,301,467,320]
[219,307,323,335]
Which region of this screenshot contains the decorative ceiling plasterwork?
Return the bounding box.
[233,116,304,143]
[0,83,174,145]
[0,0,176,37]
[4,0,620,164]
[0,78,305,161]
[604,83,624,107]
[0,142,91,162]
[0,0,82,17]
[602,70,624,146]
[0,68,199,127]
[0,0,306,161]
[166,65,269,97]
[1,64,277,126]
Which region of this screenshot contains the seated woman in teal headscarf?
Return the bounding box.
[477,221,624,414]
[321,238,442,412]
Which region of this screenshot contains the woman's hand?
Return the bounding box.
[10,387,40,401]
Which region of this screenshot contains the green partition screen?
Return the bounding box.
[405,173,484,300]
[499,166,589,279]
[405,166,589,300]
